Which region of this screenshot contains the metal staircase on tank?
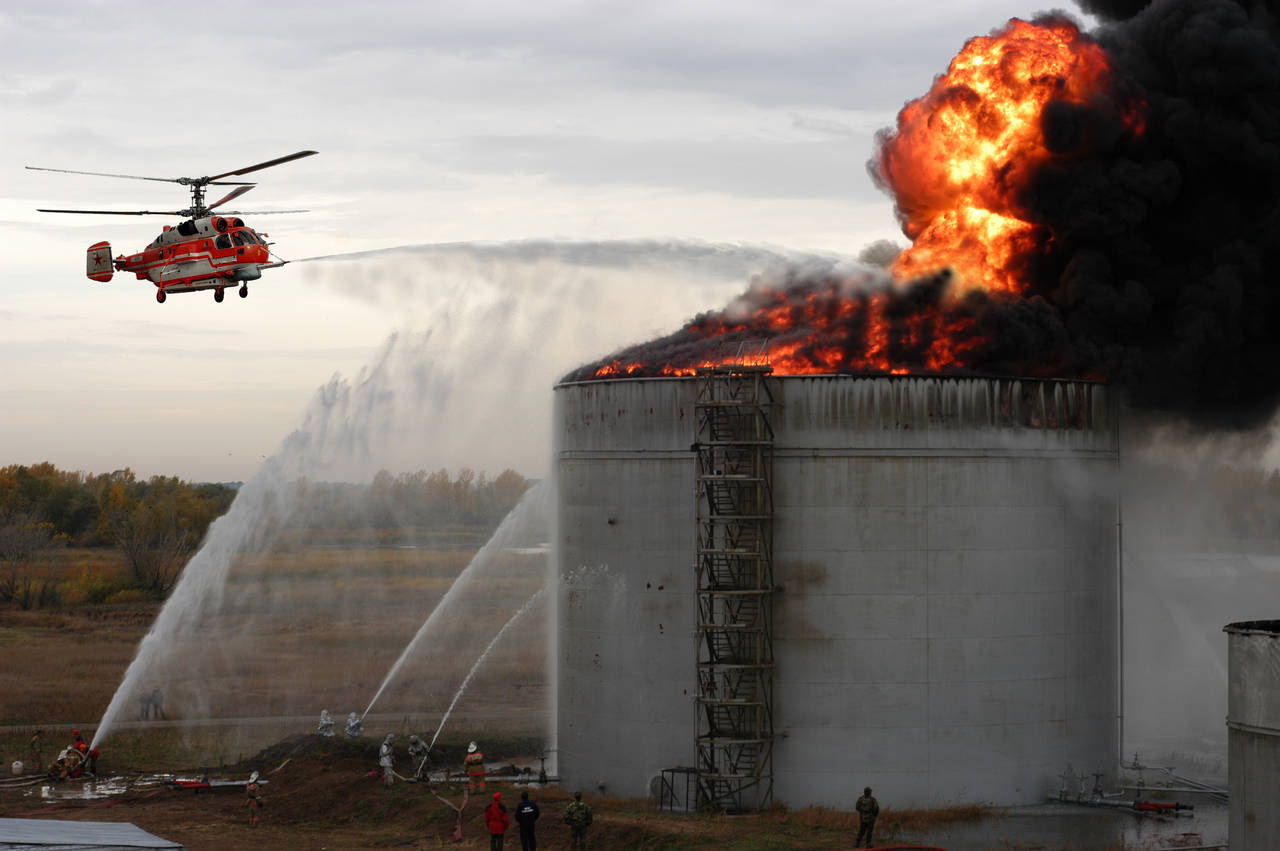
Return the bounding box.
[693,340,775,813]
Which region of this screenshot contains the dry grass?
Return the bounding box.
[0,541,549,770]
[765,801,992,832]
[0,602,155,725]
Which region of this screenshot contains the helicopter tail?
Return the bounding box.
[86,241,113,282]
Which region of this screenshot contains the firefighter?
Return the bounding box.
[245,770,263,827]
[317,709,335,737]
[48,748,71,781]
[49,745,83,781]
[379,734,395,786]
[464,741,486,792]
[345,712,363,738]
[72,730,87,754]
[407,735,430,779]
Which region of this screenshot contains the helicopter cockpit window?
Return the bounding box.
[215,234,232,250]
[230,231,248,246]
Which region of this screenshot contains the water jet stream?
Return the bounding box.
[427,586,548,751]
[361,480,549,720]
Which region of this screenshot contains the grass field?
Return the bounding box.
[0,541,549,764]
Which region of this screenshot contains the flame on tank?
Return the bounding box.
[877,17,1127,293]
[582,17,1142,381]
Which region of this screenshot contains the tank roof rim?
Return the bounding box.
[555,373,1110,389]
[1224,619,1280,636]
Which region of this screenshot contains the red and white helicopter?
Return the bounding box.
[27,150,316,303]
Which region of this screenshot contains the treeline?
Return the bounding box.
[0,463,236,548]
[0,463,237,606]
[0,463,533,609]
[295,468,531,531]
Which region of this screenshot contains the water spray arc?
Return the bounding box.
[361,481,550,720]
[90,462,290,751]
[427,586,548,751]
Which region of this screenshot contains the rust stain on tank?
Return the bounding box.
[780,560,828,592]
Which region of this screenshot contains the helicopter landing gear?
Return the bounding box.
[156,289,166,304]
[238,285,248,299]
[214,287,225,303]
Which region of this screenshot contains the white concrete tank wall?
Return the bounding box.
[555,375,1120,808]
[1225,620,1280,851]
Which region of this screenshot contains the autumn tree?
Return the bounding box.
[0,509,64,608]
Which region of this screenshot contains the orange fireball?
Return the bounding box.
[875,16,1124,293]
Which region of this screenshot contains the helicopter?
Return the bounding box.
[26,150,317,303]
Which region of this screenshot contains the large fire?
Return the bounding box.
[880,17,1124,293]
[583,16,1142,382]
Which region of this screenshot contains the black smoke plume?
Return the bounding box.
[568,1,1280,429]
[1029,0,1280,426]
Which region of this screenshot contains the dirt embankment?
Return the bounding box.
[0,734,912,850]
[0,735,626,849]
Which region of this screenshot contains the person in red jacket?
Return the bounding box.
[483,791,509,851]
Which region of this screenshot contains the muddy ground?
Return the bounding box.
[0,733,1230,850]
[0,734,876,850]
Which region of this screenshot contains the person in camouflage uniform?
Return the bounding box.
[855,786,879,848]
[562,790,592,850]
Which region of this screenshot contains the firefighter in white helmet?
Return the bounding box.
[464,741,486,792]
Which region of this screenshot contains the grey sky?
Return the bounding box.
[0,0,1098,481]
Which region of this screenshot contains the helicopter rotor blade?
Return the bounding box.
[205,150,318,182]
[216,209,310,215]
[36,208,185,216]
[26,166,182,183]
[207,184,256,210]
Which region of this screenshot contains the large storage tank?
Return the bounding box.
[1225,620,1280,850]
[555,375,1119,808]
